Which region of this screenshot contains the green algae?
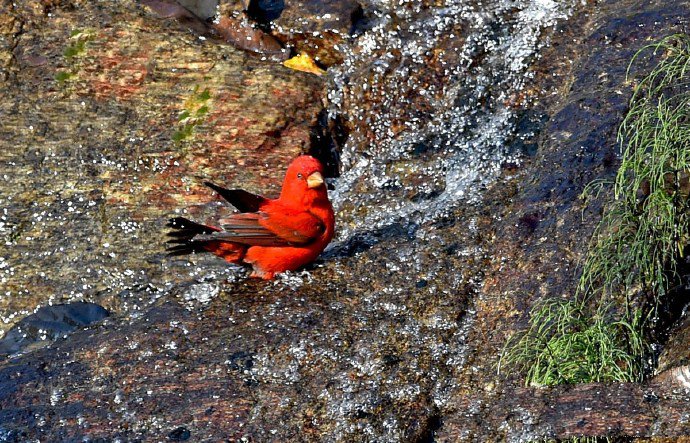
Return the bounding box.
[173,85,212,143]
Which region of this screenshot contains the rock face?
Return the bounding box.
[271,0,363,66]
[3,0,690,441]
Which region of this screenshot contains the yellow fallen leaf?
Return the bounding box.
[283,53,326,76]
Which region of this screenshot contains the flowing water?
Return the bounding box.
[329,0,579,240]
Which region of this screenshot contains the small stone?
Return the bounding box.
[167,426,191,441]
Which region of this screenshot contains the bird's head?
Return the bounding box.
[280,155,329,204]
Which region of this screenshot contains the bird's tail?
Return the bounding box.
[166,217,245,263]
[166,217,220,256]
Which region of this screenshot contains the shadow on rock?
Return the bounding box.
[0,302,109,358]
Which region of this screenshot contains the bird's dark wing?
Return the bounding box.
[204,182,268,213]
[193,213,292,247]
[194,208,324,247]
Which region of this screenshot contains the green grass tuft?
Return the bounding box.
[501,34,690,388]
[580,34,690,313]
[500,298,645,385]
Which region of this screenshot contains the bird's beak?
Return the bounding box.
[307,171,325,189]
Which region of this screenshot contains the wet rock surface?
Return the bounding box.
[0,302,108,358]
[271,0,362,66]
[3,0,690,441]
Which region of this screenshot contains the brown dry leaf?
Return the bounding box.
[283,53,326,76]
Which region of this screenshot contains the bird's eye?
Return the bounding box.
[297,173,303,179]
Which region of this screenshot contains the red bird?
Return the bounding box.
[167,155,335,279]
